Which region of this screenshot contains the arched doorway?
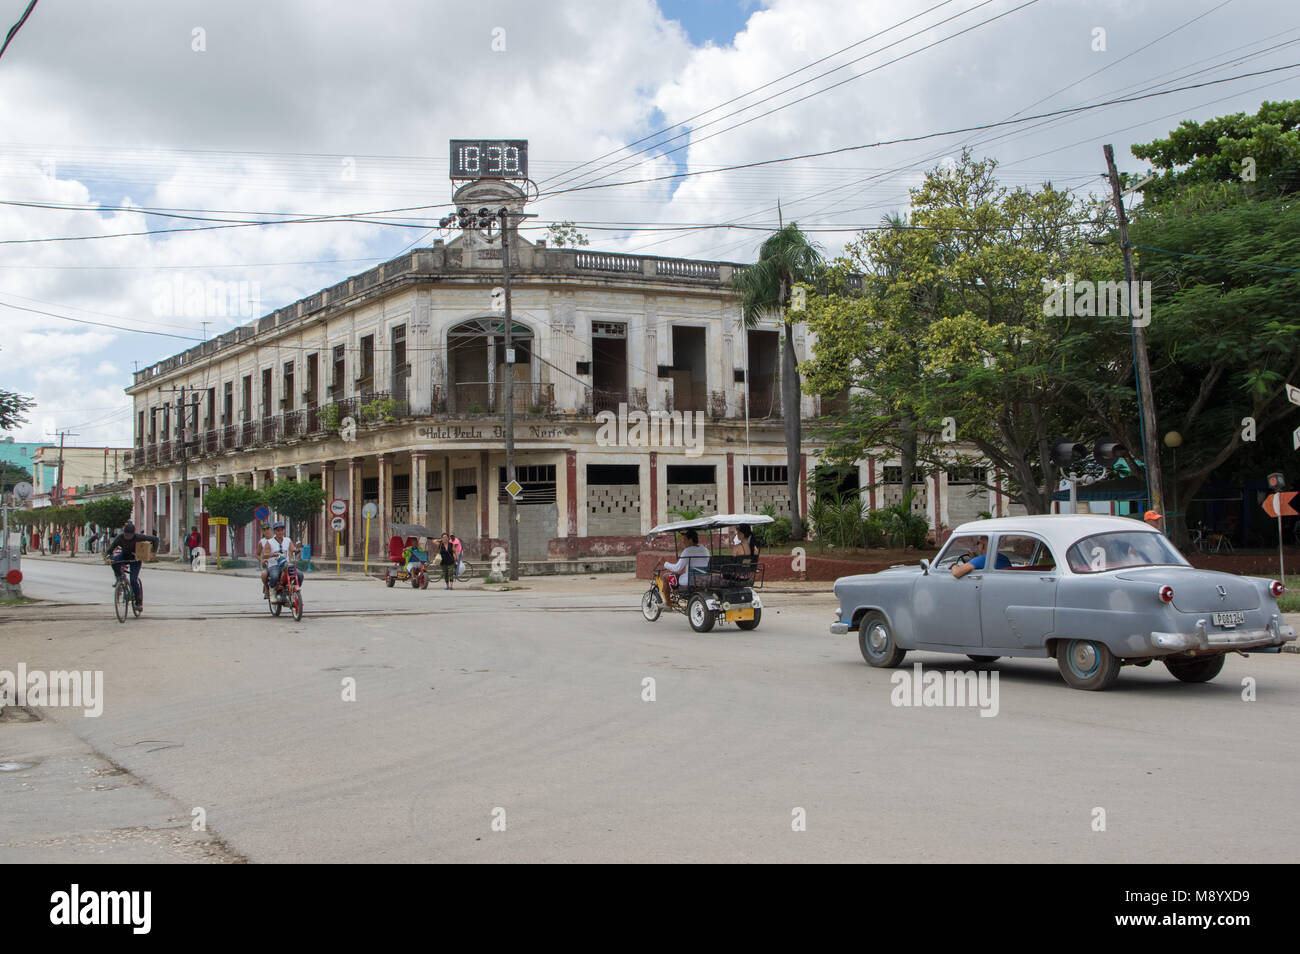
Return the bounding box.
[446,317,537,414]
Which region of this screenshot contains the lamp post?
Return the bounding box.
[1163,431,1182,542]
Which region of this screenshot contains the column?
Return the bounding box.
[565,449,577,536]
[478,450,490,544]
[411,452,428,526]
[649,451,659,528]
[378,453,391,553]
[168,481,180,556]
[321,461,334,557]
[726,451,735,513]
[349,456,363,558]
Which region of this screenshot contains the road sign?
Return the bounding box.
[330,499,348,517]
[254,504,271,521]
[13,481,32,501]
[505,479,523,500]
[331,516,346,532]
[362,502,378,519]
[1287,383,1300,406]
[1263,492,1298,518]
[209,516,228,526]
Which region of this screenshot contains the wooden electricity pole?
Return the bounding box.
[1104,144,1163,516]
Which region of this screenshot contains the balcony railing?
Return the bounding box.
[448,382,555,416]
[222,424,237,450]
[242,420,258,446]
[282,409,303,439]
[590,388,627,415]
[202,430,218,455]
[260,416,279,444]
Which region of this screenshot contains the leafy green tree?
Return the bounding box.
[0,461,32,492]
[1121,107,1300,542]
[546,221,590,248]
[0,388,35,432]
[732,223,825,538]
[84,496,133,532]
[203,484,265,557]
[263,478,326,537]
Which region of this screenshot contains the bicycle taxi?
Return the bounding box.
[385,522,434,589]
[641,513,771,632]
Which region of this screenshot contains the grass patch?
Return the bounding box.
[1276,575,1300,613]
[0,596,38,606]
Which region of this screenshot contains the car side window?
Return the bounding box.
[994,534,1056,571]
[936,534,982,569]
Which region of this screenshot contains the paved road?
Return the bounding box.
[3,559,1298,862]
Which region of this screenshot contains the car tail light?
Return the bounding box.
[1158,585,1174,603]
[1270,580,1285,598]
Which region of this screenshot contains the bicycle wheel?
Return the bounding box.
[455,561,472,582]
[291,587,304,621]
[114,580,128,623]
[132,578,143,617]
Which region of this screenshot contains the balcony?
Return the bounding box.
[282,409,304,439]
[241,420,258,446]
[260,416,279,444]
[202,430,218,455]
[448,382,555,416]
[222,424,238,450]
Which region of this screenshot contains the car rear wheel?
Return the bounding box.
[859,611,905,668]
[1056,639,1121,690]
[967,655,1000,663]
[688,594,715,633]
[1164,653,1226,683]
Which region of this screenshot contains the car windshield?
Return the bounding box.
[1065,531,1187,573]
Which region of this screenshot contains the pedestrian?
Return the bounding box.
[1143,510,1165,534]
[52,530,61,554]
[185,526,201,561]
[438,532,456,589]
[449,531,463,578]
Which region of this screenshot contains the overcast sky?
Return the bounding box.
[1,0,1295,448]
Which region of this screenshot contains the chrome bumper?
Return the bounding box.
[1150,616,1297,653]
[830,621,850,636]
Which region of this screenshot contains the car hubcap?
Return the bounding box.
[691,602,704,625]
[1070,641,1100,676]
[869,623,889,653]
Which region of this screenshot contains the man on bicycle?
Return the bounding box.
[104,521,158,609]
[265,521,301,596]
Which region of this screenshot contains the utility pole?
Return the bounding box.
[53,429,77,506]
[501,208,520,581]
[1104,143,1163,517]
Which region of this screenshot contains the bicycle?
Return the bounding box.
[111,558,143,623]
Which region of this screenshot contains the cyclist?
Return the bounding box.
[265,521,301,597]
[104,521,158,609]
[257,524,274,599]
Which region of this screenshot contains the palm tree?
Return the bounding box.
[732,223,825,540]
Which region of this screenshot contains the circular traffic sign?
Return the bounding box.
[254,504,271,521]
[361,502,378,519]
[330,498,348,517]
[331,516,346,532]
[5,569,21,584]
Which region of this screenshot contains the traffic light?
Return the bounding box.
[1267,472,1286,492]
[1093,439,1128,465]
[1050,439,1087,469]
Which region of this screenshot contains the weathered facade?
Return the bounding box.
[124,231,834,561]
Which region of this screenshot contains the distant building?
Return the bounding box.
[0,436,43,477]
[30,445,130,508]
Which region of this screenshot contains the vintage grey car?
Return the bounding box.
[829,515,1296,690]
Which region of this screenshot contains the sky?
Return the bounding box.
[0,0,1296,449]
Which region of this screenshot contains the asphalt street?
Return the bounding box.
[3,557,1298,863]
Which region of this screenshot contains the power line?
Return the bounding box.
[0,0,38,63]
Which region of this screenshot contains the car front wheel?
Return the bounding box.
[1056,639,1121,690]
[1164,653,1226,683]
[859,611,906,668]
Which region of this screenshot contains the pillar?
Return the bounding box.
[411,452,428,526]
[565,449,577,536]
[378,453,391,553]
[349,456,363,558]
[649,451,659,528]
[479,450,490,543]
[321,461,334,557]
[726,451,735,513]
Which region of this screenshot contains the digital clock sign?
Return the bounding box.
[449,140,528,180]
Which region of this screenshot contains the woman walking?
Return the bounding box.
[438,533,457,590]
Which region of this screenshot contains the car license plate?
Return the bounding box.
[725,608,755,622]
[1212,611,1245,627]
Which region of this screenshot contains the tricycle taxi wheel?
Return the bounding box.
[641,588,662,622]
[420,575,429,590]
[410,576,420,589]
[1164,653,1225,683]
[385,574,395,588]
[859,611,905,667]
[688,594,715,633]
[1055,639,1121,690]
[735,608,761,630]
